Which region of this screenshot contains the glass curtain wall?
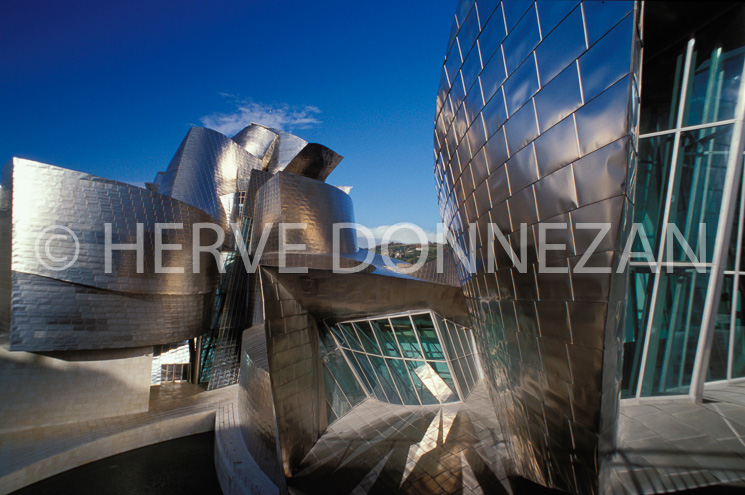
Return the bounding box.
[320,311,481,410]
[622,5,745,398]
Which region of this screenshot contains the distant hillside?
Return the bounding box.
[373,242,448,265]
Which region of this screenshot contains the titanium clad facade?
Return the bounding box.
[2,158,219,351]
[158,126,263,230]
[434,1,641,492]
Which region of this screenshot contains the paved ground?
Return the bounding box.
[608,382,745,493]
[10,432,222,495]
[289,380,513,495]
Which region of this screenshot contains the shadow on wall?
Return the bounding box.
[0,345,153,432]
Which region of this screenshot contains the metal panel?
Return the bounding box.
[434,1,641,492]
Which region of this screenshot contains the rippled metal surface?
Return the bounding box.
[434,1,641,492]
[2,158,219,351]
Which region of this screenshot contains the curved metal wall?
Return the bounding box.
[4,158,220,351]
[434,1,641,492]
[252,172,358,255]
[159,126,263,229]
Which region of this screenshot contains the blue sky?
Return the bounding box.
[0,0,456,239]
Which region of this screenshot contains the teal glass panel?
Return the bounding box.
[430,361,460,402]
[324,351,366,407]
[318,324,339,355]
[391,317,424,359]
[342,348,373,395]
[634,135,674,257]
[459,326,475,355]
[682,19,745,127]
[413,313,445,360]
[727,182,741,271]
[665,125,733,263]
[323,364,351,420]
[354,321,382,355]
[330,324,350,349]
[405,360,439,405]
[733,277,745,378]
[338,323,365,352]
[621,265,655,398]
[709,275,734,381]
[368,355,403,405]
[371,319,402,357]
[352,351,388,402]
[386,358,420,405]
[640,268,711,396]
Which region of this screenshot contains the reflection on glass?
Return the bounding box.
[406,360,439,405]
[323,364,351,420]
[338,323,364,352]
[413,314,445,359]
[387,358,420,405]
[391,317,424,358]
[733,278,745,378]
[354,321,381,355]
[709,275,734,381]
[410,362,458,403]
[634,135,674,257]
[640,268,710,396]
[369,355,402,405]
[666,125,733,263]
[371,319,401,357]
[621,266,655,398]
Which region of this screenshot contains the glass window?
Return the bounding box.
[353,321,381,355]
[633,134,674,257]
[413,314,445,360]
[665,125,733,263]
[709,275,734,381]
[621,265,655,398]
[386,358,421,405]
[640,268,711,396]
[391,317,424,359]
[369,356,402,405]
[338,323,364,352]
[370,319,402,357]
[324,352,366,407]
[323,364,351,420]
[732,278,745,378]
[406,360,440,405]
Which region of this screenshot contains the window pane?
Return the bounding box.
[449,322,466,357]
[709,275,734,381]
[352,352,388,402]
[430,361,461,402]
[323,364,351,419]
[733,277,745,378]
[324,351,366,407]
[413,314,445,360]
[451,356,471,397]
[665,125,733,263]
[391,317,424,359]
[639,43,685,134]
[330,324,350,349]
[634,135,674,258]
[405,361,439,405]
[386,358,420,405]
[682,17,745,127]
[371,319,401,357]
[338,323,364,352]
[640,268,711,396]
[621,265,655,398]
[353,321,382,355]
[368,355,402,405]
